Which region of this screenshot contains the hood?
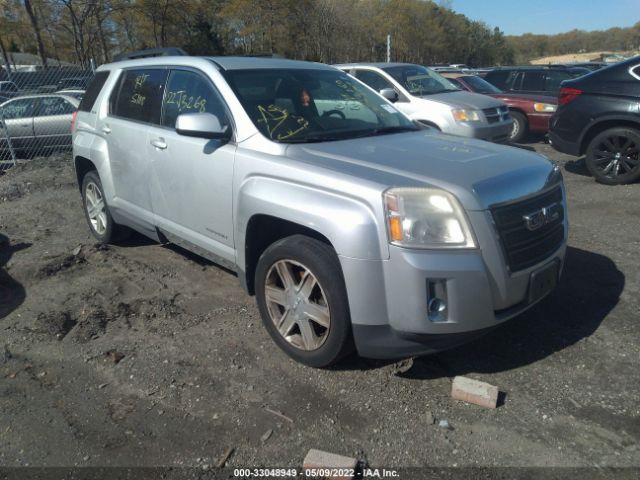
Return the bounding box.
[285,131,560,211]
[418,90,506,110]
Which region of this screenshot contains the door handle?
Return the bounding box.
[101,125,111,134]
[20,124,30,128]
[150,138,167,150]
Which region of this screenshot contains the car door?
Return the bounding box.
[146,68,236,263]
[0,97,36,156]
[352,68,415,115]
[103,67,168,228]
[32,96,76,150]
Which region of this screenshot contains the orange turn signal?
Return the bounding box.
[389,216,403,242]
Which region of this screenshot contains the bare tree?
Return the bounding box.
[23,0,48,67]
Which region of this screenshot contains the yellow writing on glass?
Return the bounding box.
[257,104,308,140]
[166,90,207,113]
[131,93,146,106]
[134,74,149,89]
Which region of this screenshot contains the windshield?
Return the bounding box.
[460,75,502,94]
[224,68,417,143]
[382,65,460,96]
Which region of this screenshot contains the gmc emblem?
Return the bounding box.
[523,203,560,231]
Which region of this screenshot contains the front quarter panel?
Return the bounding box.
[235,174,385,270]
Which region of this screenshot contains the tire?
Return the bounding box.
[509,111,528,143]
[585,127,640,185]
[255,235,353,368]
[81,170,128,243]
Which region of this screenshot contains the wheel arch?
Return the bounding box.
[580,118,640,155]
[74,155,97,191]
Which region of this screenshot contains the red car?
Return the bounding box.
[442,73,558,143]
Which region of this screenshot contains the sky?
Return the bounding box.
[449,0,639,35]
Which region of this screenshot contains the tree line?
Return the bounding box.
[0,0,637,71]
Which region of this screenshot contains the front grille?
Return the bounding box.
[491,186,565,272]
[483,105,510,124]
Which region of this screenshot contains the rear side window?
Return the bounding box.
[161,69,229,128]
[111,68,168,124]
[484,70,510,89]
[37,97,75,116]
[545,71,571,92]
[519,72,545,91]
[78,71,109,112]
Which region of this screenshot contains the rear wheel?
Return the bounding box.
[81,170,128,243]
[509,111,528,143]
[585,128,640,185]
[255,235,353,368]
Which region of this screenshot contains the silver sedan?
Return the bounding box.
[0,94,80,159]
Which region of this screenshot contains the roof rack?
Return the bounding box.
[113,47,188,62]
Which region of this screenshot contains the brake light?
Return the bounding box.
[559,87,582,105]
[71,111,78,131]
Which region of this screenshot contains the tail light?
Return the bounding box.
[71,111,78,132]
[559,87,582,106]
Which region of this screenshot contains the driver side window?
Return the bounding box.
[162,70,229,128]
[354,70,395,92]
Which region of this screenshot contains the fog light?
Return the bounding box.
[426,279,448,322]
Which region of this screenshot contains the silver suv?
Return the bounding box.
[73,53,567,367]
[336,63,513,143]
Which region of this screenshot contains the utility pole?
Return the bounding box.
[386,34,391,63]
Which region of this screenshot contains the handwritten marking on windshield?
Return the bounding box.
[257,104,309,140]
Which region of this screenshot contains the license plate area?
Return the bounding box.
[528,260,559,304]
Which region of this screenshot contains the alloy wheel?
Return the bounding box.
[264,259,331,351]
[85,181,107,235]
[592,135,640,178]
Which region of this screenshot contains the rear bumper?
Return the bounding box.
[527,113,552,133]
[548,130,580,156]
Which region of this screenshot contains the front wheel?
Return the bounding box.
[509,111,528,143]
[255,235,353,367]
[585,128,640,185]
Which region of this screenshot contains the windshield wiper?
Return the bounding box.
[420,89,460,95]
[353,126,419,138]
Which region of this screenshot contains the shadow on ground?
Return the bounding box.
[0,234,30,320]
[341,246,623,377]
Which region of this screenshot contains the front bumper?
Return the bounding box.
[448,120,514,143]
[340,211,568,359]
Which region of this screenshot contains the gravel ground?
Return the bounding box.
[0,141,638,477]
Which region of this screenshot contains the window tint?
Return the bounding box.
[518,72,545,91]
[162,70,228,128]
[36,97,75,117]
[112,68,168,124]
[354,70,395,92]
[1,98,36,119]
[545,71,572,92]
[484,70,510,89]
[79,71,109,112]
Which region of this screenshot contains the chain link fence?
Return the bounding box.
[0,65,94,173]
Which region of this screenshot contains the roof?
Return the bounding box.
[1,93,80,104]
[101,55,336,72]
[334,62,417,69]
[208,56,334,71]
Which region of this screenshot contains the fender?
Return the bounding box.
[579,112,640,153]
[235,175,388,272]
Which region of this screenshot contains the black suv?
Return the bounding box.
[483,66,590,96]
[549,56,640,185]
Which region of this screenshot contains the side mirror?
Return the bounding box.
[379,88,399,103]
[175,112,230,140]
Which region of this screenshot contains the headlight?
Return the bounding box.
[384,188,476,249]
[451,108,480,122]
[533,102,557,112]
